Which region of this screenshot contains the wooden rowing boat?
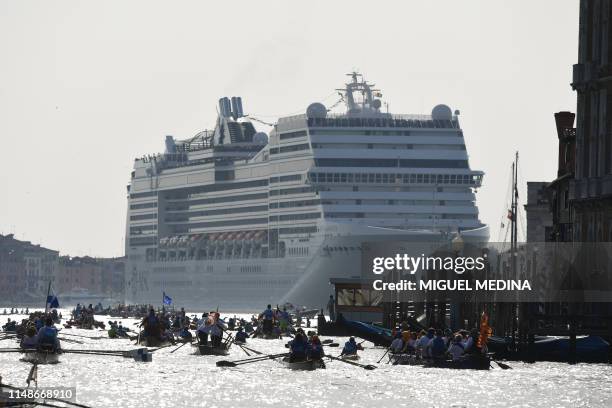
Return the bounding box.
[389,353,490,369]
[137,337,172,348]
[193,344,230,356]
[423,355,490,370]
[19,349,60,365]
[281,357,325,370]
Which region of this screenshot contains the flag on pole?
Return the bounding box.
[46,295,59,309]
[163,292,172,306]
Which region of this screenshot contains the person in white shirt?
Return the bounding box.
[447,335,465,361]
[417,329,435,358]
[390,334,404,353]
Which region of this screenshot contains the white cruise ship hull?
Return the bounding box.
[126,223,488,310]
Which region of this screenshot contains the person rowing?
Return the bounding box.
[277,307,290,334]
[235,327,249,344]
[37,316,60,352]
[340,337,363,356]
[20,326,38,349]
[197,313,210,345]
[447,334,465,361]
[430,329,446,360]
[307,335,324,360]
[260,304,275,336]
[288,329,308,362]
[142,308,161,341]
[210,312,225,348]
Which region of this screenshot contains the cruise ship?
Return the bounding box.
[125,73,488,310]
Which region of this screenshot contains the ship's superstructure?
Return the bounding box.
[125,73,487,309]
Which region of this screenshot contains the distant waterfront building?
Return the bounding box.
[57,256,126,302]
[524,182,553,242]
[0,234,59,303]
[570,0,612,242]
[547,112,576,242]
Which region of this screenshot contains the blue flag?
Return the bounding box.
[163,292,172,305]
[46,295,60,309]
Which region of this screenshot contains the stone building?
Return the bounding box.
[570,0,612,242]
[524,182,553,242]
[0,234,59,303]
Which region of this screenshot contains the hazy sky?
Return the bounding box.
[0,0,579,257]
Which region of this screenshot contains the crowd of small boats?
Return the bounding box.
[0,305,509,374]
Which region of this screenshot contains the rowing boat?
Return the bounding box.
[281,357,325,370]
[389,353,490,369]
[389,353,422,366]
[423,355,490,370]
[193,344,230,356]
[341,354,360,361]
[138,337,172,348]
[19,349,60,365]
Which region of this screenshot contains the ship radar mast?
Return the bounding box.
[336,72,384,116]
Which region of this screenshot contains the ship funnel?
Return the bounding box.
[219,97,232,118]
[165,135,176,153]
[231,96,244,119]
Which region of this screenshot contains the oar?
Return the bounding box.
[377,347,391,363]
[58,337,84,344]
[493,360,512,369]
[239,345,264,355]
[216,352,289,367]
[169,342,188,354]
[238,344,250,356]
[327,354,376,370]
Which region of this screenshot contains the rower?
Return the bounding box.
[390,332,403,353]
[341,337,362,356]
[142,308,161,339]
[209,313,225,348]
[37,317,60,351]
[235,327,248,344]
[261,304,274,335]
[447,334,465,361]
[289,331,308,362]
[307,335,324,360]
[197,313,209,345]
[278,307,290,334]
[430,329,446,359]
[20,326,38,349]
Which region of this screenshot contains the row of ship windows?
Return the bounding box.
[269,143,310,155]
[137,197,473,225]
[311,143,466,150]
[130,201,158,210]
[309,172,481,185]
[315,158,468,168]
[288,247,309,256]
[281,129,462,138]
[325,213,477,220]
[130,213,157,221]
[166,193,269,211]
[306,117,460,130]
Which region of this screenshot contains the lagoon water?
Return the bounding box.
[1,310,611,408]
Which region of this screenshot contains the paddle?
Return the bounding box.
[238,344,250,356]
[327,354,376,370]
[377,347,391,363]
[169,342,189,354]
[239,345,264,355]
[216,352,289,367]
[493,360,512,369]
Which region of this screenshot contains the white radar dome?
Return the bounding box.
[253,132,268,145]
[431,104,453,121]
[306,102,327,118]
